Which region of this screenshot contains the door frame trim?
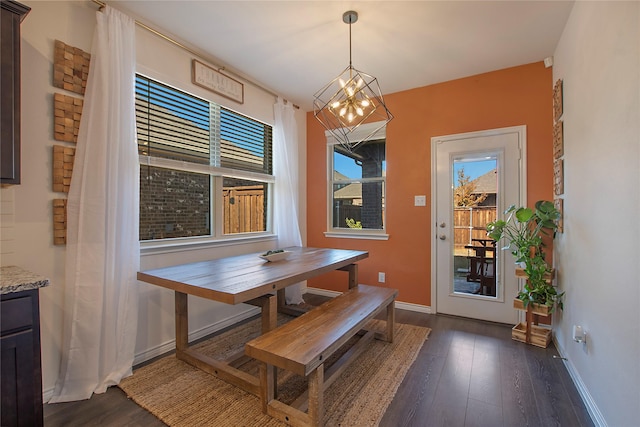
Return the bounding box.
[430,125,527,315]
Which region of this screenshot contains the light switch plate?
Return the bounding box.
[414,195,427,206]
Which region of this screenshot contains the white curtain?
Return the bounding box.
[273,98,305,305]
[49,6,139,402]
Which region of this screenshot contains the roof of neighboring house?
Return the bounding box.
[334,182,362,200]
[332,170,385,200]
[333,171,360,200]
[472,169,497,194]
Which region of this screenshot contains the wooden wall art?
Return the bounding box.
[53,40,90,95]
[553,79,563,123]
[52,145,75,193]
[53,199,67,245]
[554,159,564,196]
[553,120,564,159]
[54,93,83,143]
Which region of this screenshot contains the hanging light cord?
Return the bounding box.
[347,13,354,79]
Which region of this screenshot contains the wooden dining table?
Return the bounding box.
[136,246,369,397]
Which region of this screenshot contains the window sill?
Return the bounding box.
[140,233,277,256]
[323,231,389,241]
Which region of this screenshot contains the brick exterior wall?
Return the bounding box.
[140,166,210,240]
[360,143,384,229]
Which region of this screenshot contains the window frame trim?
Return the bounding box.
[325,121,389,240]
[139,155,275,183]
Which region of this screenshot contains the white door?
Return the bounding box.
[431,126,526,324]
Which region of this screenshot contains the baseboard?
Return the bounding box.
[553,337,607,427]
[395,300,432,314]
[305,287,432,314]
[43,306,261,403]
[132,306,260,366]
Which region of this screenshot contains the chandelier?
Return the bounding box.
[313,11,393,151]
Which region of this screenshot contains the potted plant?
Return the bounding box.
[486,200,564,313]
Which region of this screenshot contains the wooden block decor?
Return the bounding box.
[53,199,67,245]
[554,198,564,233]
[553,79,563,122]
[554,158,564,196]
[54,93,83,143]
[553,120,564,159]
[53,40,90,95]
[53,145,75,193]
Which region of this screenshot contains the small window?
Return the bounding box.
[330,139,386,232]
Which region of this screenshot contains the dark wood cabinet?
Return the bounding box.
[0,0,30,185]
[1,289,44,427]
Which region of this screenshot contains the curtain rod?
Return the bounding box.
[91,0,299,109]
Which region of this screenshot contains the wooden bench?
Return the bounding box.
[244,284,398,427]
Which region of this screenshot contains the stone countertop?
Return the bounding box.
[0,266,50,295]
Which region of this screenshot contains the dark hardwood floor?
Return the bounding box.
[44,294,593,427]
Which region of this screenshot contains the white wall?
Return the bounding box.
[553,2,640,426]
[12,0,307,400]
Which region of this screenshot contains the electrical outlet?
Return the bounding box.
[378,272,386,283]
[414,195,426,206]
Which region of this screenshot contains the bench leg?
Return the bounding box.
[259,362,275,413]
[246,294,278,398]
[308,364,324,427]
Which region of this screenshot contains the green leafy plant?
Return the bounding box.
[263,249,284,256]
[345,218,362,229]
[486,200,564,311]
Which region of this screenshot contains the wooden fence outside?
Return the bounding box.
[221,190,495,237]
[223,185,265,234]
[454,206,497,250]
[334,203,361,228]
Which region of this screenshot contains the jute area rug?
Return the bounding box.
[119,315,430,427]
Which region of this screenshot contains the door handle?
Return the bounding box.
[439,235,446,240]
[439,222,446,228]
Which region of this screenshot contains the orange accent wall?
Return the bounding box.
[306,62,553,306]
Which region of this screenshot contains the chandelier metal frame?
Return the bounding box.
[313,11,393,151]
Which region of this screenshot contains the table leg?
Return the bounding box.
[277,288,286,312]
[175,291,188,353]
[246,294,278,333]
[349,263,358,288]
[386,300,395,343]
[338,263,358,289]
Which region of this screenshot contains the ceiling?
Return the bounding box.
[112,1,575,112]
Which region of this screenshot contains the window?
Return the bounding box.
[328,136,387,239]
[135,75,273,242]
